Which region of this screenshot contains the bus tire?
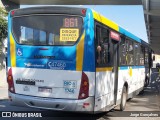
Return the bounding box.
[120,86,127,111]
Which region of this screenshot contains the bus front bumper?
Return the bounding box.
[9,92,94,112]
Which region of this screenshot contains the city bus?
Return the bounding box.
[7,6,153,113]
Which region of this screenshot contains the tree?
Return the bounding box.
[0,7,8,42]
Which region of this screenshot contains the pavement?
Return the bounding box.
[0,68,8,100]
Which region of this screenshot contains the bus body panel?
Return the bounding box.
[12,68,96,98]
[9,92,95,112]
[12,68,81,98]
[94,69,115,111]
[94,66,145,112]
[118,66,145,100]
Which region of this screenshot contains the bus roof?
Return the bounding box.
[11,6,87,17]
[92,9,143,43]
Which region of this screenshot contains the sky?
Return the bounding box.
[21,5,148,43]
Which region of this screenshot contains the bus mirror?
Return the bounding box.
[153,55,155,61]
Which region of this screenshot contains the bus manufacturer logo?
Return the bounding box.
[24,63,45,68]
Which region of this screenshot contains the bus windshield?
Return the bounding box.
[12,15,83,46]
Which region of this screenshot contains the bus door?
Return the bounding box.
[95,23,120,110]
[110,31,120,106]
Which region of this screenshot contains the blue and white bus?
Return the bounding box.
[7,6,153,113]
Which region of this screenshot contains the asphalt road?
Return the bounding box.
[0,86,160,120]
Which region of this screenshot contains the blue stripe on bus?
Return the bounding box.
[82,9,95,72]
[119,27,141,43]
[137,66,145,68]
[119,66,145,70]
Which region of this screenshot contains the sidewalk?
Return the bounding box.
[0,68,8,99]
[0,68,7,88]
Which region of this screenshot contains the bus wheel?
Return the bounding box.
[120,86,127,111]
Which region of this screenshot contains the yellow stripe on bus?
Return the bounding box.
[96,67,113,72]
[10,34,16,67]
[76,32,85,71]
[92,10,119,32]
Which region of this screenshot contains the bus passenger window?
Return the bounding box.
[134,43,140,65]
[145,48,149,65]
[97,45,102,64]
[96,26,110,67]
[119,37,126,65]
[126,40,134,65]
[12,15,83,46]
[140,46,145,65]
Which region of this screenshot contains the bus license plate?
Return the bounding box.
[38,87,52,93]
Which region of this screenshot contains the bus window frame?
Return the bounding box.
[144,47,149,66]
[133,42,140,66]
[139,45,145,66]
[94,20,113,67]
[126,38,134,66]
[119,36,135,66]
[11,14,84,47]
[119,36,127,66]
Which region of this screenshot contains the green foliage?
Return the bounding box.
[0,7,8,41]
[0,7,8,17]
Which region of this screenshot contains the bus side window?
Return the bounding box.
[119,37,127,65]
[95,26,101,66]
[145,48,149,65]
[126,39,134,65]
[140,46,144,65]
[134,43,140,65]
[100,27,110,65]
[140,46,145,65]
[95,25,110,67]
